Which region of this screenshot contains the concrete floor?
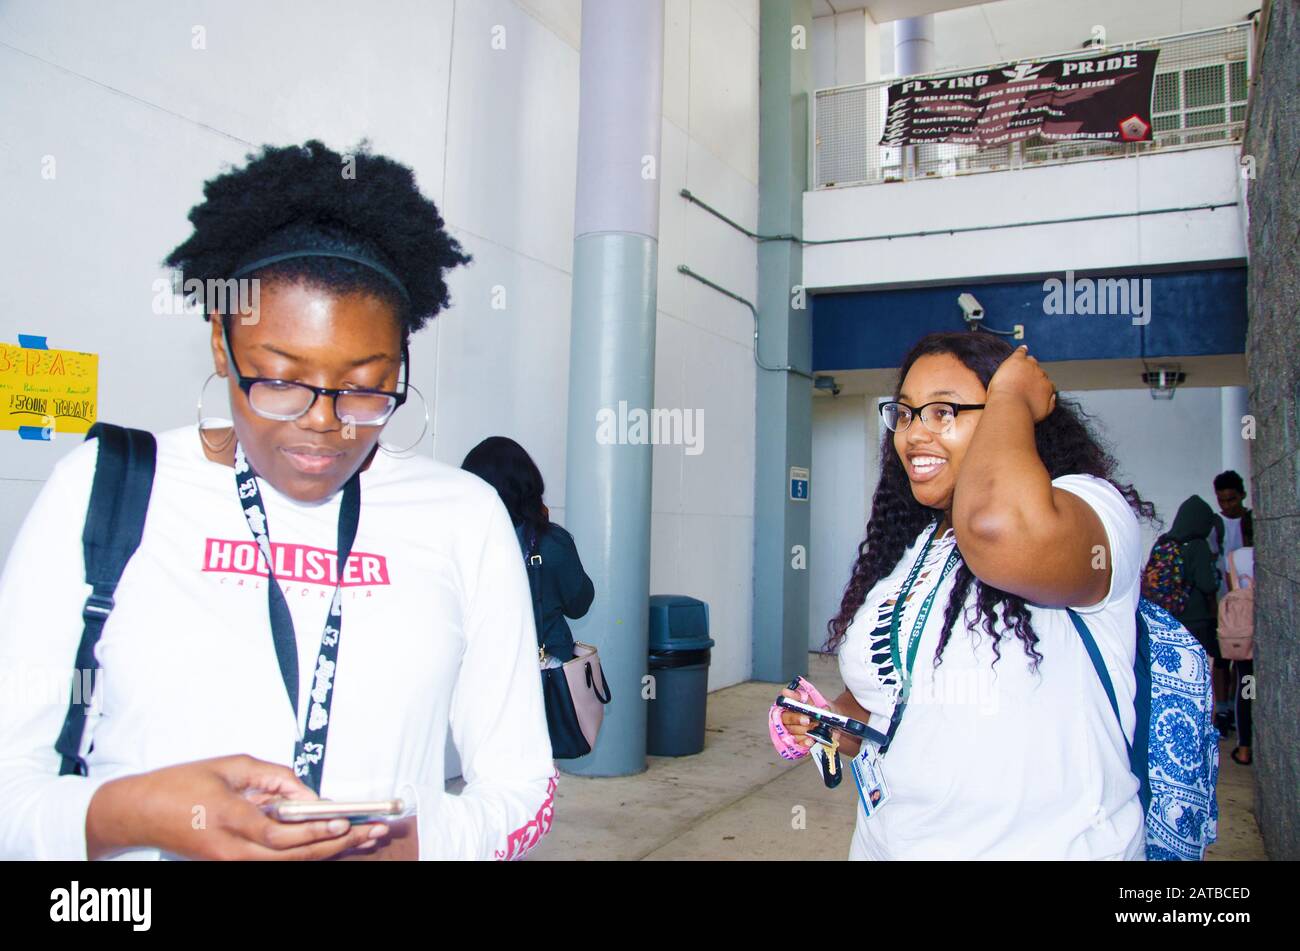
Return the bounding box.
[529,653,1267,860]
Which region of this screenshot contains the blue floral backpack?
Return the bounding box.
[1068,599,1219,861]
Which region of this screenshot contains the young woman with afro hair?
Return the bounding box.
[0,142,558,861]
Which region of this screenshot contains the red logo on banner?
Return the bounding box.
[1118,113,1151,141]
[202,538,390,586]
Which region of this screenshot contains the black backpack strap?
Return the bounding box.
[55,423,157,776]
[525,528,545,651]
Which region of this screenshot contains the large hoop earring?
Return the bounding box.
[197,372,235,453]
[379,383,430,457]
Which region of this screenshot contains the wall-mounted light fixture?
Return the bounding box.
[1142,364,1186,400]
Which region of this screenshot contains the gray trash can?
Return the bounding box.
[647,595,714,756]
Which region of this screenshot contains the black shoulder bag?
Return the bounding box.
[525,530,611,759]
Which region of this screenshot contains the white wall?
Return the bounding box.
[0,0,563,548]
[0,0,456,557]
[812,9,885,89]
[654,0,760,691]
[803,144,1247,290]
[808,394,879,651]
[929,0,1251,74]
[1064,386,1246,556]
[0,0,764,690]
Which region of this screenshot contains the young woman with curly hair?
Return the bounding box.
[0,142,557,861]
[780,331,1156,859]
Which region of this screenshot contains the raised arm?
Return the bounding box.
[951,347,1110,608]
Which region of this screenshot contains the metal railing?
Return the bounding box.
[813,22,1253,189]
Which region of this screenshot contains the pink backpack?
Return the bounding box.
[1217,551,1254,661]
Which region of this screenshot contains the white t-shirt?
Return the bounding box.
[838,474,1145,860]
[1227,547,1254,588]
[0,426,557,860]
[1220,515,1245,555]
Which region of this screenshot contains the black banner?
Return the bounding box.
[881,49,1161,148]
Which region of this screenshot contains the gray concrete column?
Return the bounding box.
[893,15,935,76]
[894,15,935,177]
[562,0,664,776]
[752,0,814,682]
[1220,385,1252,486]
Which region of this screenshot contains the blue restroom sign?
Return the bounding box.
[790,466,809,501]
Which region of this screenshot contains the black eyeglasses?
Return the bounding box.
[221,320,409,426]
[879,400,985,435]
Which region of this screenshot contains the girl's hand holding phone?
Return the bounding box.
[777,688,868,759]
[85,754,390,861]
[769,677,870,761]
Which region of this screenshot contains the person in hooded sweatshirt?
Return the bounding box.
[1161,496,1224,668]
[461,437,595,663]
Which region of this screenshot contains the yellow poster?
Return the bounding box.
[0,341,98,437]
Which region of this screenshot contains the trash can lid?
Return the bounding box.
[648,594,712,651]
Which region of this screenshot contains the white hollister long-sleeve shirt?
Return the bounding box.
[0,425,556,860]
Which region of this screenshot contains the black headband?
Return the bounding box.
[229,249,411,305]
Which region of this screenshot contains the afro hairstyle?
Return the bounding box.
[163,140,470,335]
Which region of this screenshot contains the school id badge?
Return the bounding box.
[850,745,891,818]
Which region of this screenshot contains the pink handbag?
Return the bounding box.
[554,642,610,752]
[527,535,612,758]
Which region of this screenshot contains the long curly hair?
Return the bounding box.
[824,331,1156,669]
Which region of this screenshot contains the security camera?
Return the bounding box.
[958,292,984,324]
[814,375,841,397]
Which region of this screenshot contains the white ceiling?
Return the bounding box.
[813,0,990,20]
[927,0,1256,72]
[816,0,1254,77]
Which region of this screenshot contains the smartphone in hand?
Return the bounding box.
[265,798,406,823]
[775,696,871,738]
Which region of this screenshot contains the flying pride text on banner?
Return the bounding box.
[881,49,1161,149]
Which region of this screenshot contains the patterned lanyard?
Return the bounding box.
[233,443,361,794]
[879,524,961,755]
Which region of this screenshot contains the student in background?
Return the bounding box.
[462,437,595,663]
[1211,471,1252,734]
[1223,516,1255,766]
[1162,497,1230,708]
[1212,471,1253,569]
